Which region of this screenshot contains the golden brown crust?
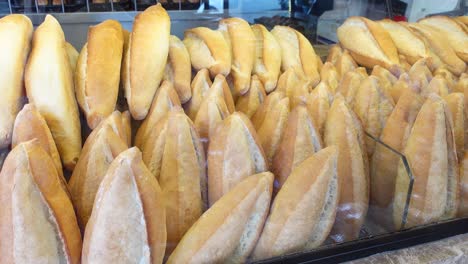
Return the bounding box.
[421,75,450,98]
[235,75,267,118]
[326,44,343,64]
[82,147,166,264]
[124,4,170,120]
[25,15,81,171]
[306,82,333,136]
[164,35,192,103]
[443,93,464,162]
[65,42,79,74]
[167,172,273,264]
[184,69,213,120]
[251,91,286,129]
[0,140,82,264]
[207,112,268,205]
[336,70,365,109]
[76,20,124,129]
[276,67,309,108]
[320,62,340,93]
[335,50,358,78]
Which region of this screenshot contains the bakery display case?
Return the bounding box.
[0,0,467,263]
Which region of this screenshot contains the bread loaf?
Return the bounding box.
[325,95,369,242]
[408,23,466,76]
[252,147,338,259]
[370,90,423,229]
[326,44,343,64]
[459,153,468,216]
[306,82,333,136]
[277,67,309,108]
[336,70,365,109]
[251,24,281,92]
[134,81,181,148]
[140,110,206,255]
[167,172,273,264]
[455,16,468,27]
[271,25,320,86]
[371,65,398,95]
[0,15,32,149]
[123,4,170,120]
[65,42,79,73]
[419,16,468,62]
[421,75,450,98]
[444,93,464,161]
[389,73,417,103]
[184,27,231,77]
[208,74,236,113]
[82,147,166,264]
[236,75,267,118]
[91,110,131,147]
[0,140,82,263]
[12,104,66,193]
[408,58,433,92]
[251,91,286,126]
[184,69,213,120]
[335,50,358,78]
[208,112,268,205]
[337,17,400,74]
[320,62,340,93]
[393,94,458,229]
[164,35,192,103]
[25,15,82,171]
[354,76,395,156]
[455,73,467,94]
[75,20,124,129]
[271,105,323,189]
[434,67,457,92]
[219,18,256,95]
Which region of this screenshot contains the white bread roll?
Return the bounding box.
[235,75,267,118]
[164,35,192,103]
[306,82,333,136]
[184,68,212,120]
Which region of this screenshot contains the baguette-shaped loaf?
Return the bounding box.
[326,44,343,64]
[306,82,333,136]
[336,70,365,109]
[0,140,81,263]
[208,112,268,205]
[91,110,131,147]
[251,91,286,127]
[408,58,433,92]
[421,75,450,98]
[335,50,358,78]
[370,90,423,229]
[321,62,340,93]
[455,16,468,27]
[459,153,468,216]
[253,147,339,259]
[389,73,417,103]
[455,73,467,93]
[0,15,33,149]
[142,110,207,255]
[251,24,281,92]
[184,27,231,77]
[68,122,128,231]
[354,76,395,156]
[271,25,320,86]
[209,74,235,113]
[134,81,181,148]
[277,67,309,108]
[65,42,79,74]
[75,20,124,129]
[219,18,256,95]
[164,35,192,103]
[235,75,267,118]
[167,172,273,264]
[393,94,458,229]
[408,23,466,76]
[82,148,166,264]
[371,65,397,94]
[325,95,369,242]
[184,69,212,120]
[272,105,323,189]
[378,19,431,64]
[12,104,66,192]
[337,17,400,74]
[419,16,468,62]
[123,4,170,120]
[444,93,464,161]
[25,15,82,171]
[255,96,290,165]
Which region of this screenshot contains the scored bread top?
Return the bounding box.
[164,35,192,103]
[184,69,213,120]
[235,75,267,118]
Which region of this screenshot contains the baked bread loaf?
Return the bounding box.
[123,4,170,120]
[421,75,450,98]
[435,67,457,92]
[444,93,464,161]
[326,44,343,64]
[65,42,79,73]
[408,23,466,76]
[235,75,267,118]
[0,15,32,149]
[134,81,181,148]
[277,67,309,108]
[271,25,320,86]
[353,76,395,156]
[393,94,458,229]
[90,110,131,147]
[459,153,468,216]
[75,20,124,129]
[325,94,369,242]
[208,74,235,113]
[12,104,66,193]
[271,105,323,189]
[455,16,468,27]
[306,82,333,136]
[25,15,82,171]
[139,108,206,254]
[408,58,433,92]
[184,68,213,120]
[370,90,423,229]
[183,27,231,77]
[82,147,166,264]
[337,16,401,74]
[336,70,365,109]
[371,65,397,95]
[0,140,81,263]
[208,112,268,205]
[335,49,358,78]
[389,73,416,103]
[164,35,192,103]
[251,24,281,92]
[419,16,468,62]
[251,91,286,126]
[167,172,273,264]
[320,62,340,93]
[219,17,256,95]
[252,147,338,259]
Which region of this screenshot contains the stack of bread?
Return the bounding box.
[0,5,466,263]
